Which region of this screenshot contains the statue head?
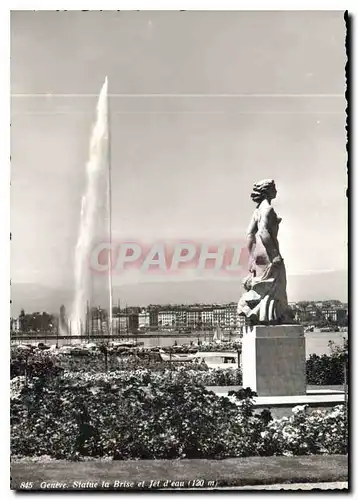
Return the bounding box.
[251,179,277,204]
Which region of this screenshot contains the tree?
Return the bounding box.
[312,306,322,324]
[59,305,68,334]
[328,337,348,362]
[19,309,26,333]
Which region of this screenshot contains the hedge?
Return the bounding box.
[11,373,347,460]
[11,347,347,386]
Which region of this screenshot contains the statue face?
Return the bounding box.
[270,185,277,200]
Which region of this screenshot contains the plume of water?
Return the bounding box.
[71,78,109,335]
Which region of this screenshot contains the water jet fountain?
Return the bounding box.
[70,77,112,337]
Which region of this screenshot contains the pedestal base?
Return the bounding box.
[242,325,306,397]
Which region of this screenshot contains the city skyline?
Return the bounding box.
[11,297,348,336]
[11,294,348,318]
[10,268,348,317]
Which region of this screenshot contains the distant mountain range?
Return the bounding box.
[10,269,348,316]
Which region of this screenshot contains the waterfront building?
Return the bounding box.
[213,305,226,326]
[138,309,150,330]
[10,317,20,332]
[148,305,159,330]
[186,308,202,329]
[158,310,176,329]
[175,306,187,330]
[201,307,214,329]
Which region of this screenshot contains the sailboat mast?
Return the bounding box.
[107,77,113,337]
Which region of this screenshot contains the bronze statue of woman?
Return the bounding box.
[238,179,292,325]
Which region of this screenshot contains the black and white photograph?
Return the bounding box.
[10,8,348,491]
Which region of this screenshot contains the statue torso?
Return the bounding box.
[251,201,282,272]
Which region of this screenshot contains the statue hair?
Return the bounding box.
[251,179,276,204]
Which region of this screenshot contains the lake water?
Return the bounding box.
[12,330,347,358]
[141,331,347,358]
[304,330,347,357]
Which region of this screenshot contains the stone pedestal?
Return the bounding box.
[241,325,306,396]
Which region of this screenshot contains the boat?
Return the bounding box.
[16,344,32,351]
[193,351,239,370]
[158,349,196,362]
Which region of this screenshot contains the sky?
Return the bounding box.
[10,10,347,313]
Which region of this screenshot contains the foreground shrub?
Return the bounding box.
[11,372,347,460]
[306,337,348,386]
[10,349,63,380]
[12,338,347,386]
[10,349,242,385]
[306,354,346,385]
[12,346,350,388]
[260,404,348,456]
[11,373,246,460]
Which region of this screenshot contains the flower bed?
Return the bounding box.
[196,341,242,352]
[11,342,347,386]
[11,373,347,460]
[10,348,241,385]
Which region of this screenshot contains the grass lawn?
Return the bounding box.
[11,455,348,490]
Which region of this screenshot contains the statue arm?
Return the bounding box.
[246,213,258,255]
